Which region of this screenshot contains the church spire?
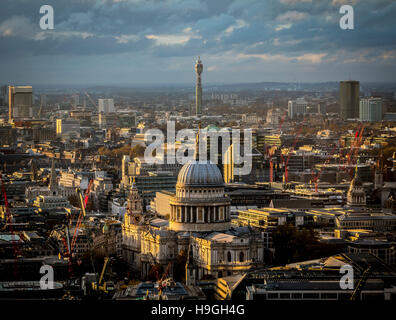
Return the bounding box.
[49,158,56,192]
[127,177,143,216]
[353,163,358,180]
[186,235,196,286]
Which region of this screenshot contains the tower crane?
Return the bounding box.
[157,262,172,295]
[0,174,22,277]
[59,179,93,278]
[283,125,303,183]
[311,144,339,192]
[268,111,287,183]
[84,91,97,109]
[345,125,365,166]
[70,179,93,254]
[38,103,43,118]
[350,265,372,301]
[342,125,365,179]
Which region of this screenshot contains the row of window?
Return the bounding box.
[226,251,244,263]
[177,188,224,199]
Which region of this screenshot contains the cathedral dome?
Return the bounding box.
[177,160,224,187]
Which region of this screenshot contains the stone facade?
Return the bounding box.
[122,148,265,281]
[347,173,366,207]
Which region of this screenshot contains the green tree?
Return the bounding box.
[129,144,145,159]
[98,146,111,156]
[272,224,341,265]
[173,250,187,282]
[147,264,164,282]
[68,194,80,208]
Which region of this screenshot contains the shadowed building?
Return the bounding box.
[8,86,33,122]
[340,80,360,120]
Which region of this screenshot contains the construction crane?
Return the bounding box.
[84,91,97,109]
[340,125,365,180]
[278,111,287,135]
[268,149,275,184]
[311,144,339,192]
[58,179,93,278]
[157,262,172,294]
[268,110,287,183]
[0,174,23,277]
[146,262,174,299]
[38,104,43,118]
[283,125,303,183]
[345,129,360,166]
[60,235,70,258]
[92,257,115,294]
[344,125,365,167]
[350,265,372,301]
[38,94,46,118]
[70,179,93,254]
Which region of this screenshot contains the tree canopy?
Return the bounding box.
[272,224,343,265]
[98,144,145,160]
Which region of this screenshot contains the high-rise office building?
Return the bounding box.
[359,98,382,122]
[0,85,7,106]
[288,98,307,119]
[98,112,118,129]
[56,119,80,137]
[8,86,33,122]
[98,98,115,113]
[40,94,47,109]
[317,102,327,115]
[72,94,80,107]
[195,57,203,116]
[340,80,360,120]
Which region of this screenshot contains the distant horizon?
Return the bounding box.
[3,82,394,96]
[6,80,396,89]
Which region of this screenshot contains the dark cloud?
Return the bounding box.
[0,0,395,84]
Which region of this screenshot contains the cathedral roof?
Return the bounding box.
[205,232,236,242]
[177,160,224,187]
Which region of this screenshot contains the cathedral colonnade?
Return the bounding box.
[169,204,230,224]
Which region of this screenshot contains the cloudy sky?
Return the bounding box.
[1,0,396,86]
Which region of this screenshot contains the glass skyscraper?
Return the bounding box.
[359,98,382,122]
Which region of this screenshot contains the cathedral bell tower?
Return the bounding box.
[126,178,143,224]
[347,166,366,207]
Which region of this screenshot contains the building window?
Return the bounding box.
[292,293,302,299]
[321,293,337,299]
[303,293,319,299]
[198,208,203,222]
[227,251,232,262]
[239,251,244,262]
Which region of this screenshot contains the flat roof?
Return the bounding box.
[205,232,236,243]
